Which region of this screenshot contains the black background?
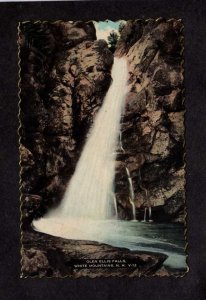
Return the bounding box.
[0,0,206,299]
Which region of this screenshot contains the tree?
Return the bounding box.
[118,22,125,33]
[107,30,119,53]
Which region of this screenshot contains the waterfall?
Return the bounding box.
[58,57,128,220]
[113,193,118,219]
[36,57,129,223]
[142,207,147,222]
[149,206,151,218]
[148,206,153,222]
[142,207,153,222]
[126,167,135,200]
[129,198,136,221]
[125,167,136,220]
[119,131,125,152]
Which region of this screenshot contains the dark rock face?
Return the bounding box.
[19,21,113,222]
[22,230,169,277]
[115,19,185,222]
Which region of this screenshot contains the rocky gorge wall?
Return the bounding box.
[19,21,113,224]
[115,19,185,222]
[20,19,185,225]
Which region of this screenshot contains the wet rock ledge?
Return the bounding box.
[22,230,169,278]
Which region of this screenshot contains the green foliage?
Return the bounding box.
[118,22,125,33]
[107,30,119,53]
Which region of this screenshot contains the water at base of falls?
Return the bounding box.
[33,218,187,271]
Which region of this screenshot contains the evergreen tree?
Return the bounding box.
[118,22,125,33]
[107,30,119,53]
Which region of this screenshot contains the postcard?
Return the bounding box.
[19,19,187,277]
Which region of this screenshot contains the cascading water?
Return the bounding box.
[112,193,118,219]
[142,207,147,222]
[56,57,128,220]
[33,57,129,236]
[125,167,136,220]
[149,206,153,222]
[129,198,136,221]
[119,131,125,152]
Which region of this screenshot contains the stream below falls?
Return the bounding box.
[33,218,187,271]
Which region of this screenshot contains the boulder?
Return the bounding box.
[21,230,168,278]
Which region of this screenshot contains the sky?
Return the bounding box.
[94,20,125,41]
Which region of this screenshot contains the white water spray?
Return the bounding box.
[119,131,125,152]
[142,207,147,222]
[149,206,151,218]
[148,206,153,222]
[56,58,128,220]
[33,57,129,237]
[125,167,136,220]
[129,198,136,221]
[113,193,118,219]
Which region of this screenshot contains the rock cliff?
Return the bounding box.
[115,19,185,222]
[19,21,113,223]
